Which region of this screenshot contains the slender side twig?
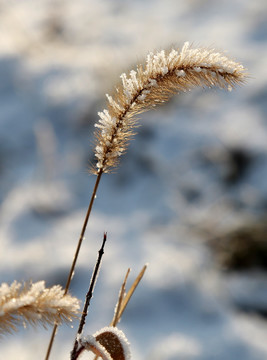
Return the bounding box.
[71,232,107,360]
[45,170,103,360]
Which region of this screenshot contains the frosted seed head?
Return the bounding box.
[92,42,247,173]
[0,281,79,334]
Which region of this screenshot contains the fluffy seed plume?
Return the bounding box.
[93,42,247,173]
[0,281,80,334]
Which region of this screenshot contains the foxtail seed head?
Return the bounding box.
[0,281,79,334]
[93,42,247,174]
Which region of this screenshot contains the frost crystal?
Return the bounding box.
[176,69,186,77]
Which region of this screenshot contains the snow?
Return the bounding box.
[80,334,113,360]
[0,0,267,359]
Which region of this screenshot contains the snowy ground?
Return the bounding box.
[1,1,267,359]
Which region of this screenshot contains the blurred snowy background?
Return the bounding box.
[0,0,267,359]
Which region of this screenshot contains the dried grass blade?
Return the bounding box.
[116,265,147,325]
[111,268,131,326]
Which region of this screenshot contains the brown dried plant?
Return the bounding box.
[45,42,247,359]
[0,281,79,335]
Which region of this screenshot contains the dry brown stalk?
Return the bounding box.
[45,170,103,360]
[0,281,79,335]
[45,42,246,359]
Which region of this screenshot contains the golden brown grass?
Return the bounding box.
[45,42,247,359]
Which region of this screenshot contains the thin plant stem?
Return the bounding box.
[64,170,103,296]
[44,169,103,360]
[71,232,107,360]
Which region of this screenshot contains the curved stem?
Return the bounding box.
[44,170,103,360]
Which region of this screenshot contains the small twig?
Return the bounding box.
[71,232,107,360]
